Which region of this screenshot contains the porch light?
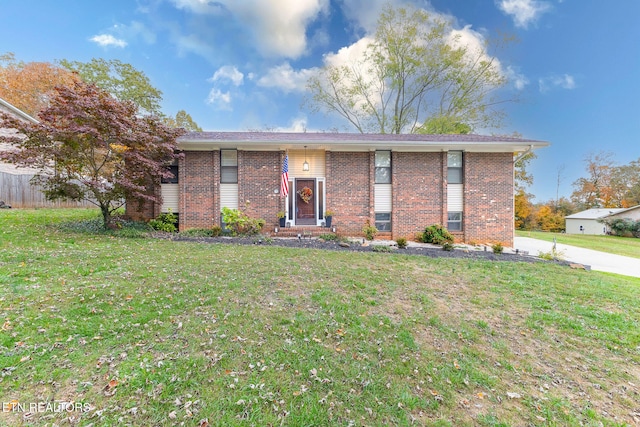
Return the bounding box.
[303,145,310,171]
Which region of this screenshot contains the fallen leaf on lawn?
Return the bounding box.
[104,379,118,390]
[125,295,133,300]
[477,392,485,399]
[199,420,210,427]
[2,321,11,331]
[453,360,461,370]
[430,390,439,396]
[507,392,522,399]
[168,411,177,419]
[5,399,19,411]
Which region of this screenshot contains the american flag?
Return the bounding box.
[280,154,289,197]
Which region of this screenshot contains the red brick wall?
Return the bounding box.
[392,152,445,241]
[463,152,514,245]
[181,151,217,229]
[125,180,160,222]
[238,151,281,227]
[164,148,515,246]
[326,151,371,236]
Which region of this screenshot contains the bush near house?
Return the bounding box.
[221,207,265,236]
[601,218,640,237]
[419,224,454,245]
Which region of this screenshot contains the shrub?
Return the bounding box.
[180,228,214,237]
[442,242,454,251]
[149,211,177,232]
[491,243,504,254]
[211,225,223,237]
[362,220,378,240]
[420,224,453,245]
[372,245,392,252]
[221,207,265,236]
[396,237,408,249]
[318,233,338,241]
[602,218,640,237]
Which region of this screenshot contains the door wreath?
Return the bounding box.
[297,187,313,204]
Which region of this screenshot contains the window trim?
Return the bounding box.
[447,211,462,232]
[161,164,179,184]
[447,151,463,184]
[375,150,391,184]
[375,212,392,232]
[220,149,238,184]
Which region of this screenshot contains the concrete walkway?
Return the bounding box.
[513,237,640,278]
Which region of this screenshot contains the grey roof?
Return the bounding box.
[565,208,626,220]
[178,131,549,152]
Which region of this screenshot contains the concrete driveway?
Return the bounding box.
[513,237,640,278]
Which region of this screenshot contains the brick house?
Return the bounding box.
[126,132,548,246]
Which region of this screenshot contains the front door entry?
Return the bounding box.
[295,179,316,225]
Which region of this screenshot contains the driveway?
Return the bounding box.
[513,237,640,278]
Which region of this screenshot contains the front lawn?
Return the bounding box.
[2,209,639,426]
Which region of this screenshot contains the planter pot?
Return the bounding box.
[325,216,332,228]
[279,217,286,227]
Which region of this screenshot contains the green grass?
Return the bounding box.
[1,209,639,426]
[517,230,640,259]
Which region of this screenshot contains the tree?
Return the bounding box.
[514,189,533,229]
[305,5,509,134]
[0,80,184,228]
[59,58,163,115]
[610,158,640,207]
[162,110,203,132]
[571,152,616,209]
[0,52,78,116]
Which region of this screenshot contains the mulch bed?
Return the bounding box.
[160,234,572,267]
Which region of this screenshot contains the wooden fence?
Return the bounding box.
[0,171,93,208]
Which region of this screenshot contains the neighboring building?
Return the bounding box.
[565,205,640,235]
[565,208,625,235]
[126,132,548,246]
[0,97,92,208]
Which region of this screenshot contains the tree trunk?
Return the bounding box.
[100,203,111,229]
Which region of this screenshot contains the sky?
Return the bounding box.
[1,0,639,202]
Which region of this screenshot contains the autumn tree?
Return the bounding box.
[59,58,163,115]
[610,158,640,207]
[0,52,77,116]
[571,152,616,209]
[162,110,203,132]
[0,80,184,227]
[305,4,509,134]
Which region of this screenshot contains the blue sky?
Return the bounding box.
[2,0,639,202]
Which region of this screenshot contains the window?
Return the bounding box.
[375,212,391,231]
[161,165,179,184]
[221,150,238,183]
[447,212,462,231]
[375,151,391,183]
[447,151,463,184]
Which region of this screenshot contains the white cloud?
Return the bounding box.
[497,0,552,28]
[173,32,216,59]
[206,88,233,110]
[539,74,576,92]
[210,66,244,86]
[169,0,329,58]
[276,116,310,132]
[257,63,318,93]
[90,34,127,48]
[506,66,530,90]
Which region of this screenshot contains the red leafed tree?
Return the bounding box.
[0,80,184,227]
